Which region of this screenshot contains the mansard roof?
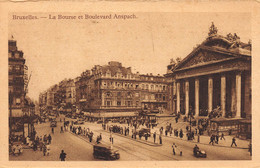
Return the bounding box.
[101,63,132,76]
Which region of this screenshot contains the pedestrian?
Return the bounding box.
[43,135,47,143]
[153,132,156,143]
[46,143,50,156]
[59,150,67,161]
[197,134,200,143]
[165,130,168,136]
[48,134,52,144]
[172,143,176,155]
[39,140,43,151]
[145,133,148,141]
[139,133,142,140]
[33,141,37,151]
[216,134,219,144]
[220,133,225,140]
[231,137,237,147]
[209,135,214,145]
[43,144,47,156]
[110,134,114,144]
[180,129,183,138]
[60,126,63,133]
[249,142,252,156]
[52,127,54,134]
[159,135,162,144]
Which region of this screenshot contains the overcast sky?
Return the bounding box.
[9,12,251,101]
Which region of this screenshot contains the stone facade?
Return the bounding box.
[167,23,251,119]
[75,61,168,117]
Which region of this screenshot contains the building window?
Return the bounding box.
[151,85,154,90]
[127,101,132,107]
[106,101,112,107]
[117,101,121,106]
[136,101,139,107]
[135,92,139,97]
[146,84,148,90]
[15,52,20,59]
[16,98,21,105]
[117,92,121,97]
[151,94,155,100]
[127,92,132,97]
[135,84,139,89]
[163,95,166,101]
[106,92,112,97]
[163,86,166,91]
[15,65,20,71]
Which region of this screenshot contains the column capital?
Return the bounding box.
[236,71,243,76]
[220,73,226,78]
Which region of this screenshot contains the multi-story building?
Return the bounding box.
[8,39,26,135]
[75,61,168,118]
[9,39,26,117]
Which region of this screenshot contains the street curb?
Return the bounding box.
[161,134,249,149]
[68,131,95,146]
[101,130,162,147]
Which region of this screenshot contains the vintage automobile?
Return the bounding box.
[136,128,151,137]
[193,147,207,158]
[50,121,57,127]
[74,119,84,125]
[93,144,120,160]
[97,120,103,124]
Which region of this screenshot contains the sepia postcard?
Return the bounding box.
[0,1,260,167]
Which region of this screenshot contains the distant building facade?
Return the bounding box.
[75,61,168,118]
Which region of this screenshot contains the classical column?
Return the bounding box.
[185,80,189,116]
[173,82,177,113]
[195,78,199,117]
[208,77,213,113]
[176,82,180,113]
[221,74,226,117]
[236,72,242,118]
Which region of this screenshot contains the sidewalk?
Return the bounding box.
[161,133,250,149]
[101,129,162,147]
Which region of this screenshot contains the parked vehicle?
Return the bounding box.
[97,120,103,124]
[193,145,207,158]
[74,119,84,125]
[93,144,120,160]
[136,128,151,137]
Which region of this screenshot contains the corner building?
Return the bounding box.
[75,61,168,118]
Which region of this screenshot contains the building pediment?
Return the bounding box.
[175,47,236,71]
